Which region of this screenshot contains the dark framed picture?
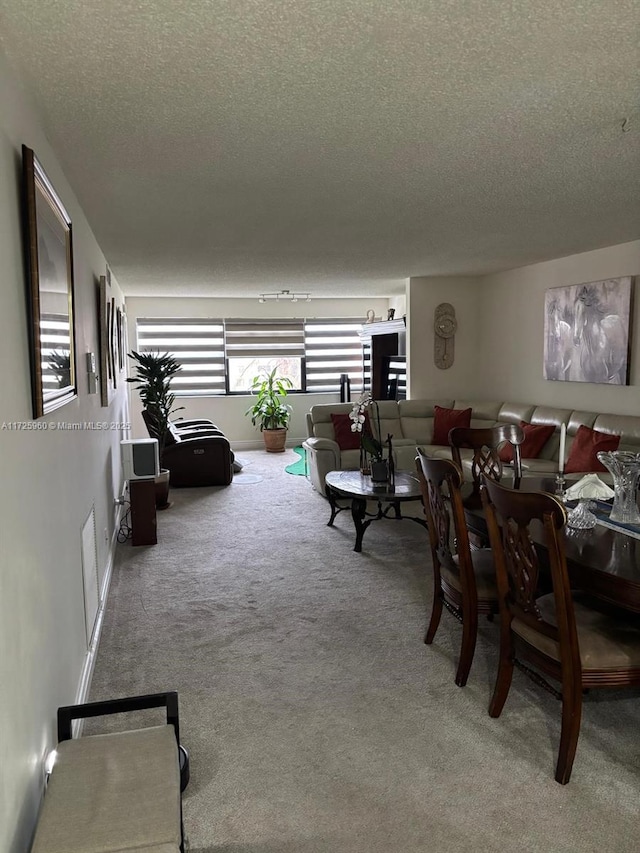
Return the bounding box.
[116,306,124,371]
[544,277,634,385]
[22,145,77,417]
[98,275,126,405]
[98,275,112,406]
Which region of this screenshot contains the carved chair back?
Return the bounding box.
[416,449,501,686]
[449,424,524,507]
[479,477,574,659]
[416,451,476,604]
[481,475,640,784]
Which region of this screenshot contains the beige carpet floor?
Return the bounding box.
[88,449,640,852]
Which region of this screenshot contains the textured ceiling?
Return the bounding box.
[0,0,638,297]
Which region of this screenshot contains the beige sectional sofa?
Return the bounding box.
[303,399,640,495]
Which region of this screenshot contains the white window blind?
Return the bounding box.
[224,319,305,358]
[40,311,73,410]
[224,319,305,391]
[134,316,367,395]
[135,318,226,396]
[304,319,364,394]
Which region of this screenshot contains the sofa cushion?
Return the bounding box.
[593,413,640,451]
[398,399,454,418]
[330,413,366,450]
[520,458,559,475]
[497,402,536,424]
[426,445,456,462]
[374,400,403,442]
[453,400,503,422]
[310,402,353,441]
[498,422,555,463]
[432,406,472,446]
[565,425,620,474]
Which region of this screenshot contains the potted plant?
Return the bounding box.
[127,350,184,507]
[349,391,393,483]
[246,367,293,453]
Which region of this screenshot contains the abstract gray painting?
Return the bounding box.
[544,277,633,385]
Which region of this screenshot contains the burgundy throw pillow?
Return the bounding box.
[432,406,472,446]
[564,425,620,474]
[331,412,370,451]
[498,421,555,463]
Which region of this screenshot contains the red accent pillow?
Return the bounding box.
[331,412,370,451]
[564,425,620,474]
[433,406,472,446]
[498,421,555,463]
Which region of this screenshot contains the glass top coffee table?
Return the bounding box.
[324,469,428,552]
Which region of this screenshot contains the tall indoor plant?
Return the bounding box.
[127,350,183,506]
[246,367,293,453]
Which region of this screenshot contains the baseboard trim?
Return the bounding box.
[73,501,123,734]
[232,437,307,451]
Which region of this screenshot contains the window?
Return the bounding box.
[134,316,366,396]
[225,319,305,392]
[304,319,364,394]
[135,318,225,396]
[41,312,72,397]
[383,355,407,400]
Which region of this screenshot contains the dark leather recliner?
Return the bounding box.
[142,412,234,487]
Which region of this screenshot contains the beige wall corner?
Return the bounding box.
[407,276,483,399]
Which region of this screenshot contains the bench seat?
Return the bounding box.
[31,693,184,853]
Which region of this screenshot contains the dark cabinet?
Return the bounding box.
[129,479,157,546]
[359,319,406,400]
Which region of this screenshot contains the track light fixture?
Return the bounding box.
[258,289,311,303]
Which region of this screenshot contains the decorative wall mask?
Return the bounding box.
[434,303,457,369]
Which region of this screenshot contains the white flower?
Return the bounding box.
[349,391,372,434]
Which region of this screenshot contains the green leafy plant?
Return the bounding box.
[246,367,293,431]
[127,350,184,456]
[48,350,72,389]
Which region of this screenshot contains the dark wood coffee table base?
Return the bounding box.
[325,470,427,552]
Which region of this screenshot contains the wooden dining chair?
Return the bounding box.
[449,424,524,510]
[480,476,640,784]
[416,449,499,686]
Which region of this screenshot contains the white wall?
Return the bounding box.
[0,52,129,853]
[477,241,640,414]
[125,296,390,446]
[388,292,406,319]
[406,277,482,400]
[406,245,640,415]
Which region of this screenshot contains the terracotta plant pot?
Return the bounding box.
[263,428,287,453]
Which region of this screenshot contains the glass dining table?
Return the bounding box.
[465,475,640,614]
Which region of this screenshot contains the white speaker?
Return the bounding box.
[121,438,160,481]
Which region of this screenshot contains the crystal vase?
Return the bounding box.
[567,499,597,530]
[596,451,640,525]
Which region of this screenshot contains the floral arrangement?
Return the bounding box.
[349,391,383,461]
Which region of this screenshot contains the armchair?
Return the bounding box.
[142,412,234,487]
